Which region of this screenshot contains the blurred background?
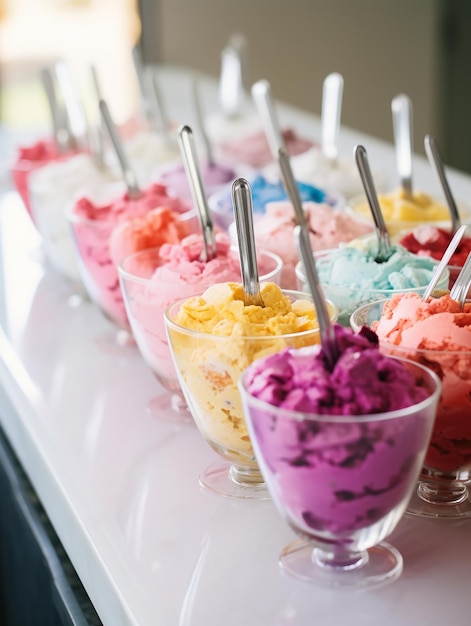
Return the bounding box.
[1,0,470,173]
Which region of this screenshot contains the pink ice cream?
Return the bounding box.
[69,183,193,328]
[241,325,435,534]
[231,201,373,289]
[219,128,314,169]
[157,159,237,204]
[373,293,471,475]
[11,139,77,221]
[119,233,282,390]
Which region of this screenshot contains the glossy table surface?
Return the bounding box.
[1,67,471,626]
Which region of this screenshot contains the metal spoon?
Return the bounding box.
[39,66,72,152]
[145,66,172,143]
[219,40,245,118]
[421,224,467,301]
[88,64,107,168]
[392,94,413,196]
[450,251,471,310]
[178,125,217,262]
[131,45,153,126]
[191,78,214,166]
[355,145,393,263]
[251,79,285,161]
[425,134,461,234]
[278,147,339,370]
[99,99,140,198]
[231,178,264,307]
[54,61,89,152]
[321,72,344,164]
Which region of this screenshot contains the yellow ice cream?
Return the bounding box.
[167,282,336,465]
[354,188,450,235]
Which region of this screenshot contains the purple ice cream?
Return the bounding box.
[157,159,236,204]
[240,325,436,535]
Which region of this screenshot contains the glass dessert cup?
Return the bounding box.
[68,195,199,351]
[164,291,338,499]
[238,359,440,588]
[351,299,471,519]
[67,208,136,350]
[119,245,283,423]
[28,163,123,304]
[295,249,449,327]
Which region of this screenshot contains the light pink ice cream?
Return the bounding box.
[232,201,373,289]
[219,128,314,169]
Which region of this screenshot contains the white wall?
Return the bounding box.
[144,0,442,154]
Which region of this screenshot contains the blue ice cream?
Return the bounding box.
[298,241,448,326]
[209,174,342,230]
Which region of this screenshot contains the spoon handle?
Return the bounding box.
[425,134,461,234]
[450,251,471,309]
[355,145,392,262]
[54,61,89,151]
[89,64,107,167]
[191,78,214,166]
[99,100,140,197]
[422,224,466,301]
[219,43,245,118]
[39,67,71,153]
[131,46,153,125]
[251,80,285,160]
[145,66,171,141]
[278,148,338,370]
[178,125,216,262]
[231,178,264,307]
[321,72,343,163]
[392,94,413,196]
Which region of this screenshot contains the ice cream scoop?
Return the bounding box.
[297,238,448,326]
[210,173,342,231]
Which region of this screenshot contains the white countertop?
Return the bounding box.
[2,67,471,626]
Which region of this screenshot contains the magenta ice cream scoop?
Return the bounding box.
[241,325,436,535]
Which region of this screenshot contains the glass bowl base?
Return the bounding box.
[146,393,194,425]
[406,485,471,519]
[279,539,403,589]
[199,463,271,500]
